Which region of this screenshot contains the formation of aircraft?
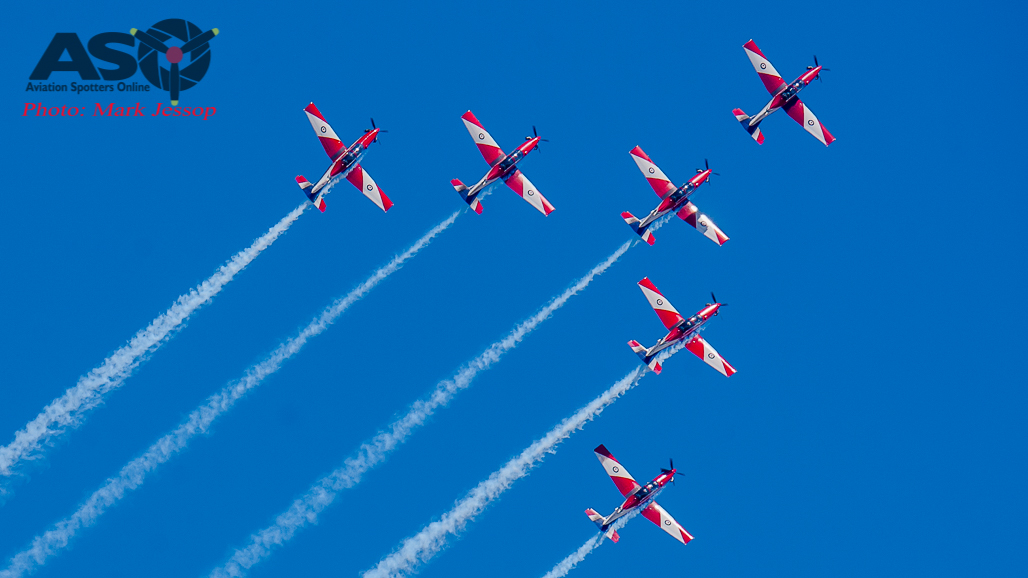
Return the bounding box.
[286,38,831,564]
[621,146,729,246]
[295,103,393,213]
[628,277,736,377]
[450,111,555,216]
[585,445,693,545]
[733,39,835,146]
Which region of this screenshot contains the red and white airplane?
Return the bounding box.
[585,444,693,545]
[295,102,393,213]
[450,111,555,216]
[628,277,736,377]
[733,40,836,146]
[621,146,728,246]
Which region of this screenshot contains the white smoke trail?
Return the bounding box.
[540,507,642,578]
[543,535,603,578]
[363,344,684,578]
[209,240,635,578]
[0,212,459,578]
[0,203,308,490]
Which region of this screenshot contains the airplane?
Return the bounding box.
[733,39,836,146]
[628,277,737,376]
[585,444,693,545]
[294,102,393,213]
[450,111,555,216]
[621,146,729,246]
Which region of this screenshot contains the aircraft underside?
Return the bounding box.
[638,207,668,229]
[313,157,359,194]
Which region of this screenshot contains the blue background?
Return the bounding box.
[1,0,1025,576]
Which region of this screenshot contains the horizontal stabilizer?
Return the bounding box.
[295,175,325,212]
[451,178,483,214]
[733,108,764,144]
[628,340,662,375]
[584,509,619,543]
[621,211,655,245]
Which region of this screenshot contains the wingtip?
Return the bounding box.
[129,28,138,36]
[212,28,220,35]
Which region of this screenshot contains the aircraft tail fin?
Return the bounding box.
[585,509,620,543]
[621,211,655,245]
[296,175,325,212]
[732,108,764,144]
[628,340,662,374]
[451,179,483,214]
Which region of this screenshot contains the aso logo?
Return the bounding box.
[29,19,219,104]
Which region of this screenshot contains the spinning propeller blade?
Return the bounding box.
[365,118,388,141]
[697,159,720,183]
[711,292,727,313]
[809,55,830,81]
[660,458,676,484]
[526,125,549,149]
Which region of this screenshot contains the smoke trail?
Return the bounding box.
[0,203,308,490]
[540,508,642,578]
[363,344,683,578]
[209,240,635,578]
[0,212,459,578]
[543,535,603,578]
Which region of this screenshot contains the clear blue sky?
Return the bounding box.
[1,1,1026,576]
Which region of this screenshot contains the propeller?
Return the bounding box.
[696,159,720,183]
[365,117,388,142]
[525,125,549,150]
[660,458,676,484]
[710,291,727,314]
[807,55,830,82]
[130,26,219,106]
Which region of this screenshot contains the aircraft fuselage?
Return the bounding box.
[645,303,720,359]
[749,66,822,127]
[638,169,713,229]
[311,129,380,194]
[465,137,541,197]
[601,470,676,530]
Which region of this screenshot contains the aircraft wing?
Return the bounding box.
[629,146,676,198]
[344,164,393,212]
[685,334,737,377]
[594,444,642,497]
[304,102,345,160]
[742,40,787,96]
[637,277,684,330]
[503,169,555,216]
[641,502,694,545]
[783,98,836,146]
[461,111,507,166]
[676,202,729,245]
